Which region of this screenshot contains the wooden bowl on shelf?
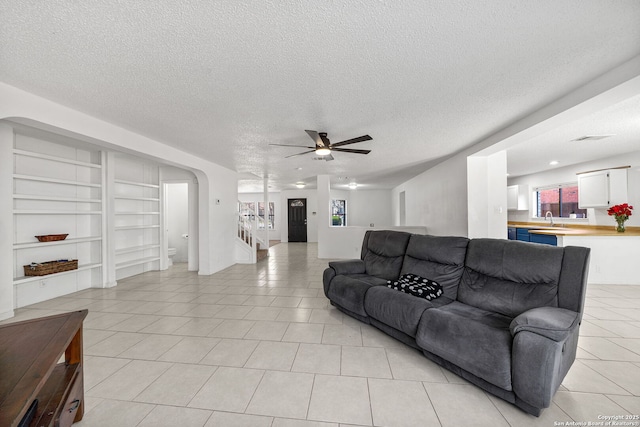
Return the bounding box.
[35,234,69,242]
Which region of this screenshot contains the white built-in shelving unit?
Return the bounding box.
[12,131,103,307]
[6,126,185,309]
[113,155,161,280]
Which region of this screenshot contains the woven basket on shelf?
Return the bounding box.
[23,260,78,276]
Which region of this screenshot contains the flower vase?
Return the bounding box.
[616,219,626,233]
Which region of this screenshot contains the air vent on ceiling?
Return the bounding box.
[571,134,615,141]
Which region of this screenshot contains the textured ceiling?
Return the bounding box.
[1,1,640,192]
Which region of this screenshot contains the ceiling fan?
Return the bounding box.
[271,130,372,161]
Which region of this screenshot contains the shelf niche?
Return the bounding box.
[113,153,161,280]
[12,129,103,308]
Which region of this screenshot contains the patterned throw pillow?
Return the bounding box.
[386,274,443,300]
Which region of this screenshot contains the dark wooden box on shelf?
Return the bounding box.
[0,309,88,427]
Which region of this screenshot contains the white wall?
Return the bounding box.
[392,153,469,237]
[330,189,392,228]
[317,175,418,259]
[319,226,429,260]
[468,151,508,239]
[508,151,640,228]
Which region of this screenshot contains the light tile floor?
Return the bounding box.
[4,243,640,426]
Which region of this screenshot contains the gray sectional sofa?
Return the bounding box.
[322,230,591,416]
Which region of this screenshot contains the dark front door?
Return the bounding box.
[288,198,307,242]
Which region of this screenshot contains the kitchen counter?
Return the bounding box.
[558,233,640,286]
[508,222,640,285]
[508,222,640,237]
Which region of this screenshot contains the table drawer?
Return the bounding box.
[54,369,83,427]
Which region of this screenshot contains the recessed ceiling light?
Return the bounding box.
[295,167,302,170]
[348,182,358,189]
[295,182,305,188]
[549,160,559,166]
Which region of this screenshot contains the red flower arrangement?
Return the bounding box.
[607,203,633,232]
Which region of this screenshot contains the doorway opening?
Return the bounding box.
[164,181,197,271]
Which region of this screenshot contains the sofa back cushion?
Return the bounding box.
[457,239,564,318]
[400,235,469,300]
[361,230,412,280]
[557,246,590,314]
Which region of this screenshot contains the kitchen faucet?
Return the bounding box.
[545,211,554,226]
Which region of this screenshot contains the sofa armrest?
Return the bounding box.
[328,260,366,275]
[511,306,581,410]
[510,306,579,342]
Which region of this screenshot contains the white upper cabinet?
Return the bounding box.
[507,185,529,211]
[578,168,628,208]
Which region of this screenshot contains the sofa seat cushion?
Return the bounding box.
[327,274,388,317]
[416,301,514,390]
[364,286,452,337]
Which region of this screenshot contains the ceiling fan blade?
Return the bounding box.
[285,149,316,158]
[324,154,335,161]
[305,130,326,147]
[331,135,372,148]
[270,144,315,149]
[331,147,371,155]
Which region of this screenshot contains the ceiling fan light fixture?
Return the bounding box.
[272,131,371,160]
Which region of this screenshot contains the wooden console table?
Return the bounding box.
[0,309,88,427]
